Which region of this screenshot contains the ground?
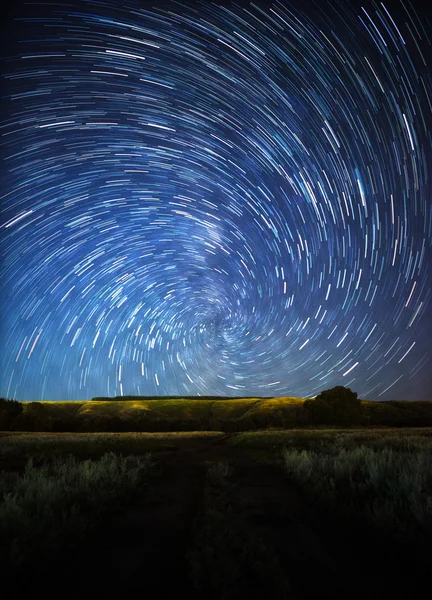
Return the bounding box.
[4,430,429,599]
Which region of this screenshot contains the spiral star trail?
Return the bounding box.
[1,0,431,401]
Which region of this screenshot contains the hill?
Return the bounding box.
[2,395,432,432]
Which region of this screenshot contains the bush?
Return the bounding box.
[303,386,362,425]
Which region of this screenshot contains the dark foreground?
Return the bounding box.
[5,433,430,600]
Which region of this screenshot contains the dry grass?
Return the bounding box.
[0,431,224,469]
[283,434,432,538]
[0,452,154,566]
[210,399,262,419]
[229,427,432,449]
[26,396,305,426]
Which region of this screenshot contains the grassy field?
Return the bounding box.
[0,452,154,568]
[2,427,432,597]
[227,426,432,450]
[0,430,224,470]
[36,395,304,419]
[2,426,432,467]
[284,441,432,538]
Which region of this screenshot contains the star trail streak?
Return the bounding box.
[1,0,431,401]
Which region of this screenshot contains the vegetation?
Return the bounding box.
[0,430,223,471]
[228,427,432,452]
[92,395,272,401]
[1,387,432,433]
[303,386,362,425]
[4,427,432,470]
[283,438,432,540]
[0,398,23,430]
[1,427,432,596]
[0,451,154,568]
[0,396,306,432]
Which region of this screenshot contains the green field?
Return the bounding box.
[36,395,304,419]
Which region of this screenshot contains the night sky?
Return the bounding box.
[1,0,431,401]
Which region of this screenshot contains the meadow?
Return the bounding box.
[1,425,432,598]
[20,395,306,432]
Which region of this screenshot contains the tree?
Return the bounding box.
[0,398,23,430]
[304,386,362,425]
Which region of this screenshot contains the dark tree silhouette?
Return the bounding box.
[304,386,362,425]
[0,397,23,430]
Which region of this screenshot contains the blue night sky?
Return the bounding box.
[1,0,431,401]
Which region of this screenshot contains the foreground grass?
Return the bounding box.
[0,431,224,470]
[229,427,432,451]
[3,428,432,469]
[0,452,154,567]
[283,440,432,540]
[2,427,432,595]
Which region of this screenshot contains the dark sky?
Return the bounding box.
[1,0,431,401]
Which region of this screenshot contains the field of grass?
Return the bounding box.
[228,427,432,450]
[35,396,304,419]
[283,433,432,541]
[0,451,154,568]
[3,427,432,469]
[2,427,432,596]
[0,430,224,470]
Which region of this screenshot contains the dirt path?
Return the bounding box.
[105,447,204,593]
[224,459,388,599]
